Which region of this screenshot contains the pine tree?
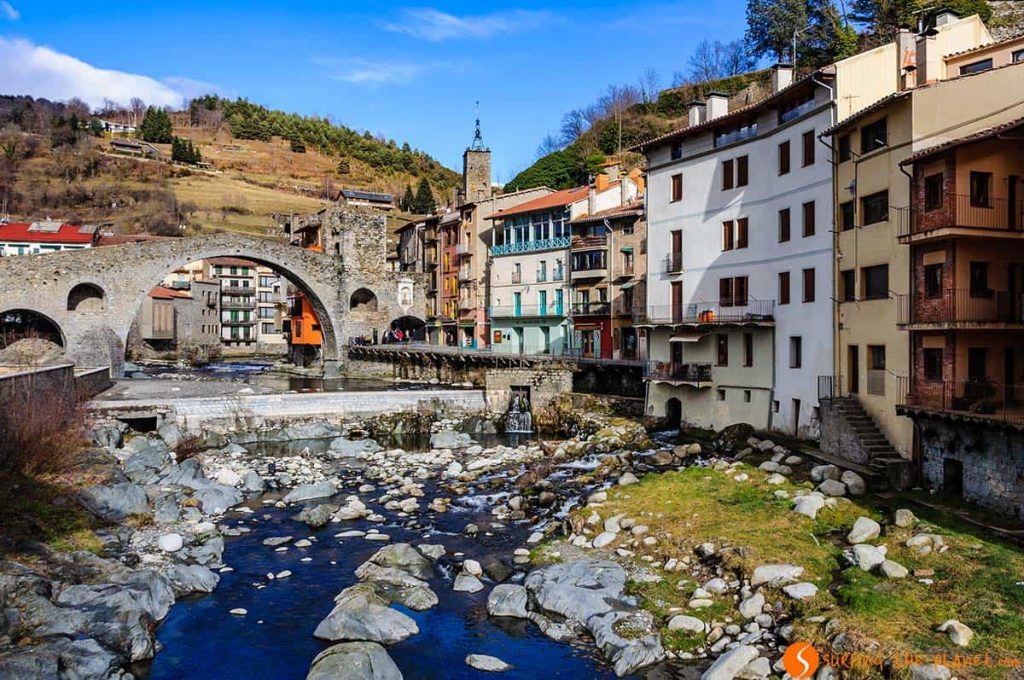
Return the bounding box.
[411,178,436,215]
[745,0,808,62]
[171,136,183,162]
[140,107,173,143]
[400,185,415,212]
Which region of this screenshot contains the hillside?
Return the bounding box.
[0,95,455,237]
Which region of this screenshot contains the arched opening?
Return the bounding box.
[349,288,378,312]
[0,309,65,363]
[386,315,425,342]
[665,397,682,429]
[67,283,105,312]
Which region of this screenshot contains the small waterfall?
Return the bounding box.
[505,389,534,433]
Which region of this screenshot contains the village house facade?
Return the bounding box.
[0,220,99,255]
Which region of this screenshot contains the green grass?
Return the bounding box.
[0,473,103,555]
[579,464,1024,675]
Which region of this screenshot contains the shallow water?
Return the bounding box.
[140,439,627,680]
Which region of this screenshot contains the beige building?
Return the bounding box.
[825,25,1024,459]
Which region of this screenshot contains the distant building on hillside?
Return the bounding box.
[337,189,394,211]
[0,220,99,255]
[110,138,159,159]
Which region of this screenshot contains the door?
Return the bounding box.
[1008,263,1024,322]
[513,292,522,318]
[539,290,547,317]
[943,458,964,498]
[670,281,683,322]
[967,347,989,404]
[540,326,550,353]
[848,345,860,394]
[514,327,524,354]
[792,399,801,435]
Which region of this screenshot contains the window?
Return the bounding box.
[923,348,943,381]
[861,118,887,154]
[925,174,943,211]
[838,134,851,162]
[959,58,993,75]
[671,142,683,160]
[717,388,726,401]
[743,390,752,403]
[970,261,990,297]
[743,333,753,367]
[736,155,748,186]
[802,268,815,302]
[802,130,815,166]
[841,269,855,302]
[1014,49,1024,63]
[716,334,729,366]
[969,171,992,208]
[778,140,791,175]
[802,201,816,237]
[924,263,943,298]
[737,218,748,249]
[722,220,735,251]
[722,159,734,190]
[778,208,791,242]
[861,191,889,225]
[862,264,889,300]
[671,173,683,202]
[779,271,791,305]
[719,276,748,306]
[840,201,855,231]
[868,345,886,371]
[790,336,803,368]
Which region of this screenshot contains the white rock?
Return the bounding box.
[738,592,765,619]
[879,559,909,579]
[465,654,512,672]
[895,508,917,528]
[782,583,818,600]
[463,559,483,577]
[793,495,826,519]
[668,615,707,634]
[937,620,974,647]
[592,531,617,548]
[750,564,803,587]
[618,472,639,486]
[216,468,242,487]
[847,517,881,544]
[701,645,759,680]
[817,479,847,497]
[851,544,886,571]
[841,470,866,495]
[158,533,184,553]
[229,608,247,616]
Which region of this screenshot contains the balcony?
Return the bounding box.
[896,289,1024,328]
[552,268,565,282]
[635,299,775,326]
[899,377,1024,426]
[571,235,607,251]
[664,252,683,274]
[220,300,257,311]
[571,301,611,316]
[458,297,474,311]
[491,236,570,257]
[424,250,437,268]
[645,361,713,386]
[222,285,256,296]
[490,304,565,319]
[615,264,636,280]
[458,268,475,283]
[897,194,1024,243]
[571,266,608,281]
[424,228,439,243]
[536,270,548,283]
[456,243,472,257]
[222,317,258,326]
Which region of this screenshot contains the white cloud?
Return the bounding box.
[316,57,445,85]
[1,2,19,21]
[0,37,222,108]
[382,7,551,41]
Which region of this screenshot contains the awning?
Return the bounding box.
[670,331,707,343]
[620,281,636,289]
[620,245,634,252]
[574,324,600,331]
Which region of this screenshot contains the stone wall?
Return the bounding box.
[483,366,574,414]
[573,363,645,398]
[818,401,871,465]
[75,366,113,400]
[919,418,1024,520]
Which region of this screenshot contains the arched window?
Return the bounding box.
[349,288,378,311]
[67,283,105,312]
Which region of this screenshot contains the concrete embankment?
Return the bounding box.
[89,389,489,428]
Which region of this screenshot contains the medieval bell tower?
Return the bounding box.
[462,103,492,203]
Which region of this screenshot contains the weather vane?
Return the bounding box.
[471,100,485,151]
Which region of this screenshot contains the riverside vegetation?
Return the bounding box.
[0,402,1021,679]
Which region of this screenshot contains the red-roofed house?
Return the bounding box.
[0,220,99,256]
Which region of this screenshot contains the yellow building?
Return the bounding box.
[824,24,1024,468]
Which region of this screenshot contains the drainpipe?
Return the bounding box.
[605,217,613,360]
[812,75,838,402]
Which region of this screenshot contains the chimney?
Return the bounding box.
[705,92,728,121]
[588,187,597,215]
[687,100,706,127]
[896,28,917,90]
[916,32,940,85]
[771,64,794,93]
[933,9,959,27]
[595,171,610,192]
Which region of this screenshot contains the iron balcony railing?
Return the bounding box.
[536,270,548,283]
[458,268,474,282]
[221,285,256,296]
[456,243,472,256]
[896,289,1024,326]
[899,377,1024,425]
[665,252,683,274]
[222,318,258,326]
[897,194,1024,239]
[489,304,566,319]
[571,301,611,316]
[552,268,565,281]
[490,236,571,257]
[617,264,635,278]
[634,299,775,325]
[645,361,713,383]
[511,271,522,284]
[220,300,257,310]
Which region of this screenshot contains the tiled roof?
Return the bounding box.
[483,186,590,220]
[900,116,1024,166]
[207,256,257,267]
[0,221,97,244]
[148,286,192,300]
[823,90,912,136]
[943,34,1024,61]
[571,200,645,225]
[339,189,393,203]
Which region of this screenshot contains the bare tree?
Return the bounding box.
[638,67,661,105]
[559,109,588,146]
[129,97,146,127]
[536,133,562,158]
[686,39,756,84]
[596,84,641,156]
[64,98,90,119]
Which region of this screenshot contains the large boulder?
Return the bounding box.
[300,504,340,528]
[430,430,475,449]
[359,544,434,581]
[0,637,124,679]
[192,484,243,515]
[487,584,529,618]
[329,437,383,457]
[314,584,419,644]
[701,645,760,680]
[79,482,150,521]
[306,641,402,680]
[161,564,220,596]
[281,421,340,441]
[284,482,337,504]
[847,517,881,544]
[750,564,803,587]
[123,445,171,483]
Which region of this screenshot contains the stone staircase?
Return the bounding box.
[828,397,914,490]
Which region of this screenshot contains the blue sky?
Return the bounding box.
[0,0,748,180]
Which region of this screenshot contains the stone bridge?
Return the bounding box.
[0,231,424,376]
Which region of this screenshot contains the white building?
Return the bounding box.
[0,220,98,255]
[255,265,288,346]
[638,66,835,437]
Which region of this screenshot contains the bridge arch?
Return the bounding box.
[349,287,378,312]
[67,282,106,312]
[0,308,66,348]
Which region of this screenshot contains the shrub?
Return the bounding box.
[0,376,86,477]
